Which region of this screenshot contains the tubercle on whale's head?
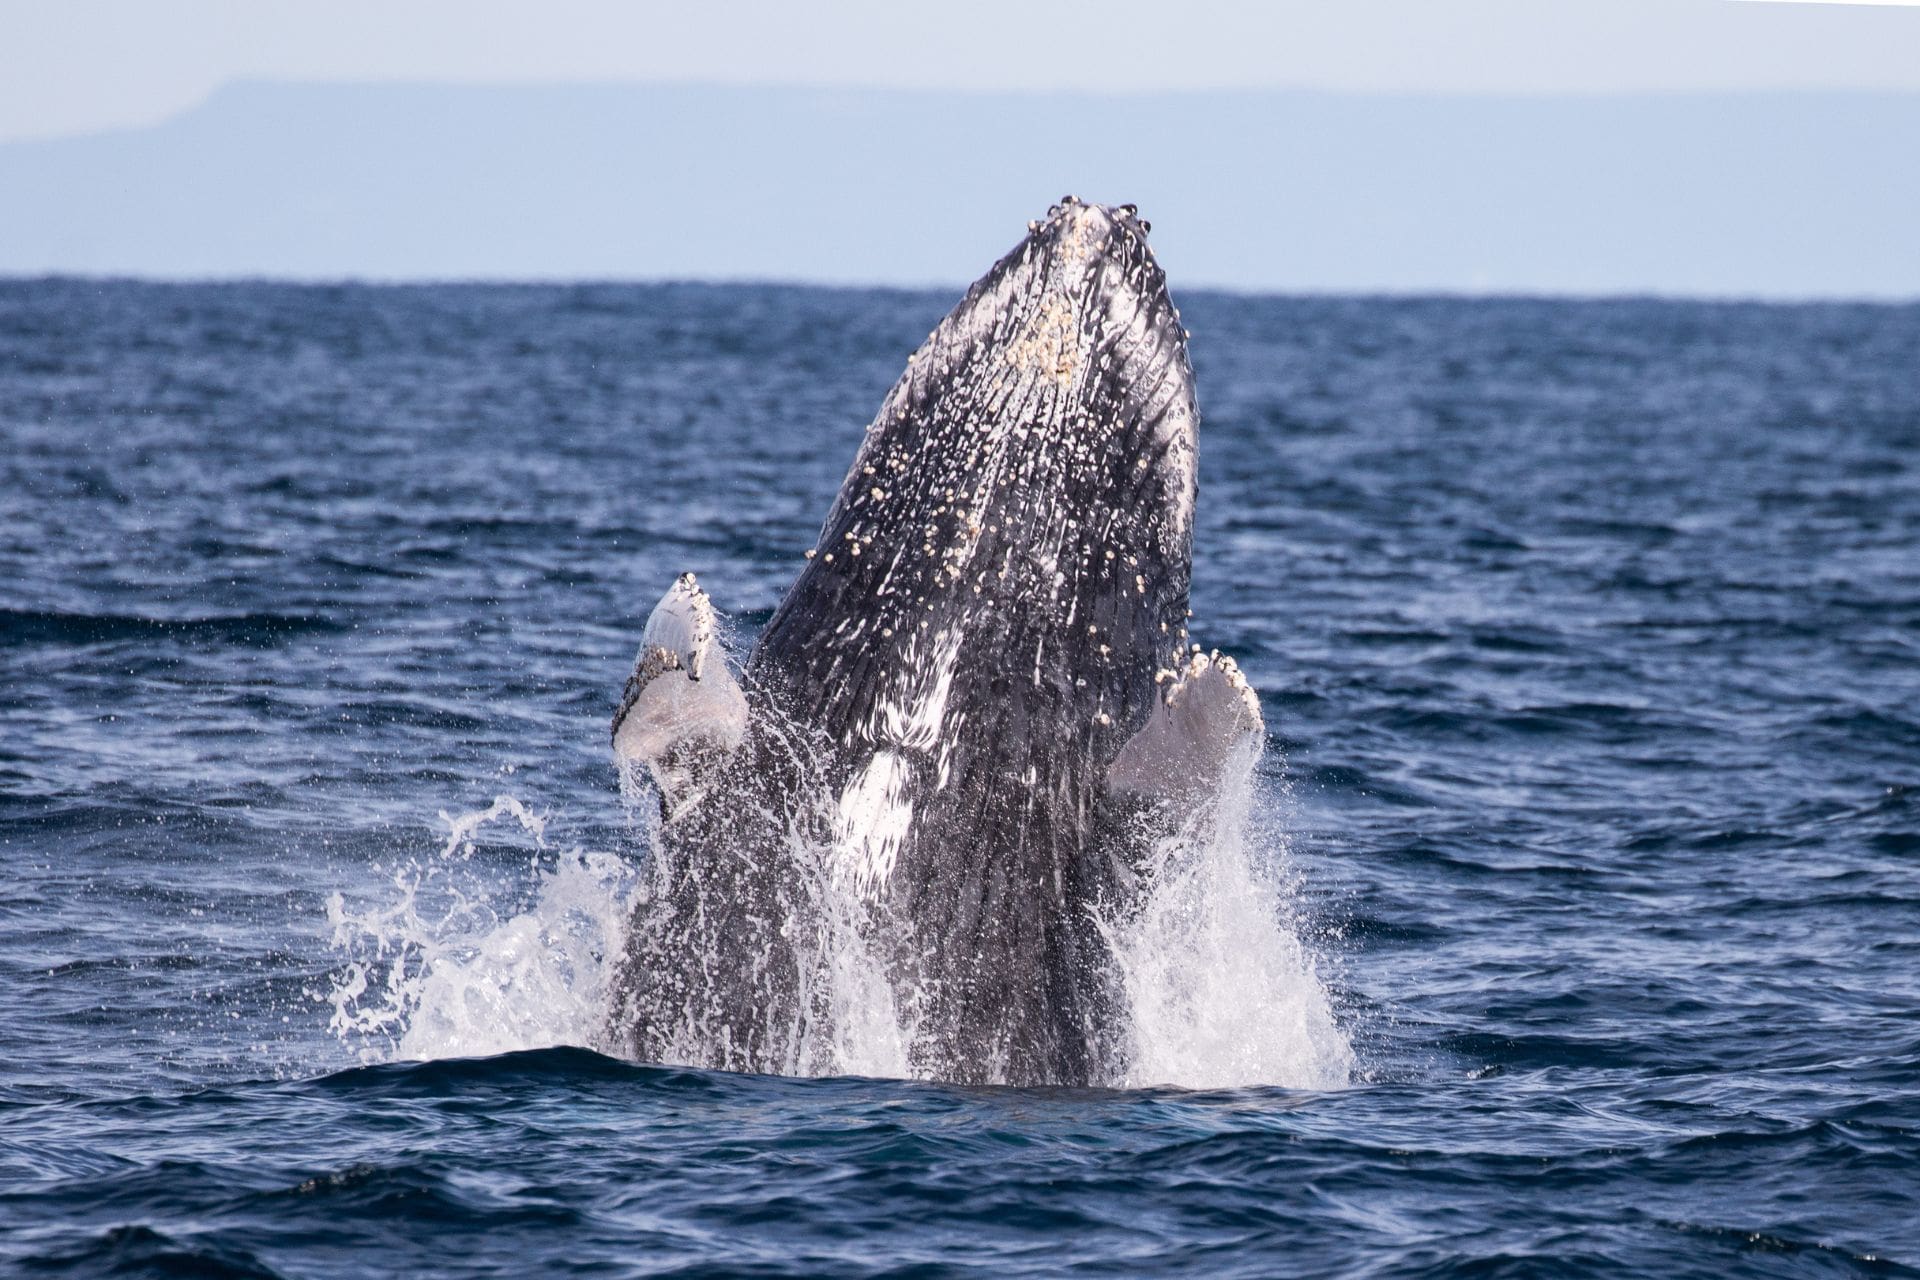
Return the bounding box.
[945,196,1179,381]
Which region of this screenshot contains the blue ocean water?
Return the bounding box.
[2,278,1917,1276]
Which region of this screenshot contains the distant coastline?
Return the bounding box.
[4,83,1917,298]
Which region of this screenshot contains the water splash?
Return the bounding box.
[330,759,1351,1089]
[610,740,913,1079]
[326,796,636,1062]
[1100,743,1354,1090]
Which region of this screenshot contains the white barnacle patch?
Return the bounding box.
[638,573,716,680]
[1006,292,1084,387]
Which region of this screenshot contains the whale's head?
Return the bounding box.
[754,197,1200,763]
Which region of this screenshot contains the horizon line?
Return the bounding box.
[8,270,1917,309]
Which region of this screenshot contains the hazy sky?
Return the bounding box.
[5,0,1920,143]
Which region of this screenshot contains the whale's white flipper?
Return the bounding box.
[612,573,747,819]
[1107,650,1265,803]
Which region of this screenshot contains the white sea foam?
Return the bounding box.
[329,759,1352,1089]
[1100,743,1354,1090]
[326,795,635,1062]
[761,818,914,1079]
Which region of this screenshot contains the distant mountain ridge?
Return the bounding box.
[3,82,1917,297]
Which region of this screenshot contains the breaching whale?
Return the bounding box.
[609,198,1262,1086]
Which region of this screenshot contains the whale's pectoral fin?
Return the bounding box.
[612,573,747,820]
[1107,650,1265,803]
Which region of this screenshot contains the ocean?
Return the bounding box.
[2,278,1916,1276]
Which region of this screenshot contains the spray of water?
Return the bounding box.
[612,756,914,1079]
[326,796,635,1062]
[329,755,1353,1088]
[1099,742,1354,1090]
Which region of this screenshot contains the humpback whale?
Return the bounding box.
[610,198,1262,1086]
